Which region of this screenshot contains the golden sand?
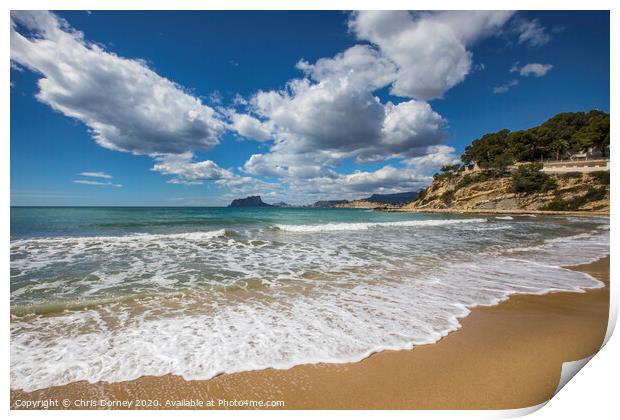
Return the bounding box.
[11,256,610,410]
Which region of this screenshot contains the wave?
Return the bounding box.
[274,218,486,233]
[504,230,609,266]
[11,228,229,247]
[495,216,514,220]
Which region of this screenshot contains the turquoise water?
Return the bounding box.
[10,207,609,391]
[11,206,450,238]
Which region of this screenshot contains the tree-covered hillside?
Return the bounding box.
[460,110,610,168]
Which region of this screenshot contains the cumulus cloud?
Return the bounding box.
[227,111,273,141]
[306,166,428,196]
[10,11,226,155]
[296,44,397,91]
[79,171,112,179]
[150,152,280,198]
[151,153,234,185]
[237,41,448,177]
[317,145,458,198]
[512,63,553,77]
[283,146,459,201]
[348,11,514,100]
[73,180,122,187]
[493,79,519,94]
[403,145,460,172]
[243,144,459,202]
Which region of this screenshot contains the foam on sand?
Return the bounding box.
[275,218,486,232]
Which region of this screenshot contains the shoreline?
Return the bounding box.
[11,255,610,409]
[381,207,610,217]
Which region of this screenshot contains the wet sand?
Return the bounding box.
[11,256,610,410]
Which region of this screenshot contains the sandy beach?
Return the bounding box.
[11,255,609,410]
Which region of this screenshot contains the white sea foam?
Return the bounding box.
[11,228,228,248]
[275,218,486,233]
[10,229,228,278]
[495,216,514,220]
[10,251,604,392]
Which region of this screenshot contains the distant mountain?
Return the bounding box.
[272,202,291,208]
[312,200,349,208]
[310,193,418,208]
[365,191,419,204]
[228,196,273,208]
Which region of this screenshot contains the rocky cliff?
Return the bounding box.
[228,196,273,208]
[404,169,609,213]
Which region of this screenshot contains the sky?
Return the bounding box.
[10,10,610,206]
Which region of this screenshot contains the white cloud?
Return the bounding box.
[10,11,226,155]
[237,45,448,177]
[79,171,112,179]
[243,144,458,203]
[296,44,397,91]
[232,93,248,106]
[151,153,233,185]
[311,166,428,195]
[282,149,457,201]
[250,78,385,159]
[73,180,122,187]
[493,79,519,94]
[496,62,552,93]
[348,11,514,100]
[514,63,553,77]
[150,153,280,197]
[514,18,551,47]
[403,145,460,171]
[379,100,446,159]
[228,112,273,141]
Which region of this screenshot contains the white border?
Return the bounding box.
[2,1,617,419]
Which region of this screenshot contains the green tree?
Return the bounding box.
[511,163,557,193]
[440,164,461,173]
[550,139,570,160]
[461,129,513,168]
[572,116,610,157]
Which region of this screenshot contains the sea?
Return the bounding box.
[10,206,610,391]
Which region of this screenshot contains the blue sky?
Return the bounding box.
[10,11,609,206]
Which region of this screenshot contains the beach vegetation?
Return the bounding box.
[510,163,557,193]
[590,171,610,185]
[440,190,455,204]
[455,169,508,190]
[543,187,608,211]
[433,164,462,182]
[558,172,583,180]
[440,164,462,173]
